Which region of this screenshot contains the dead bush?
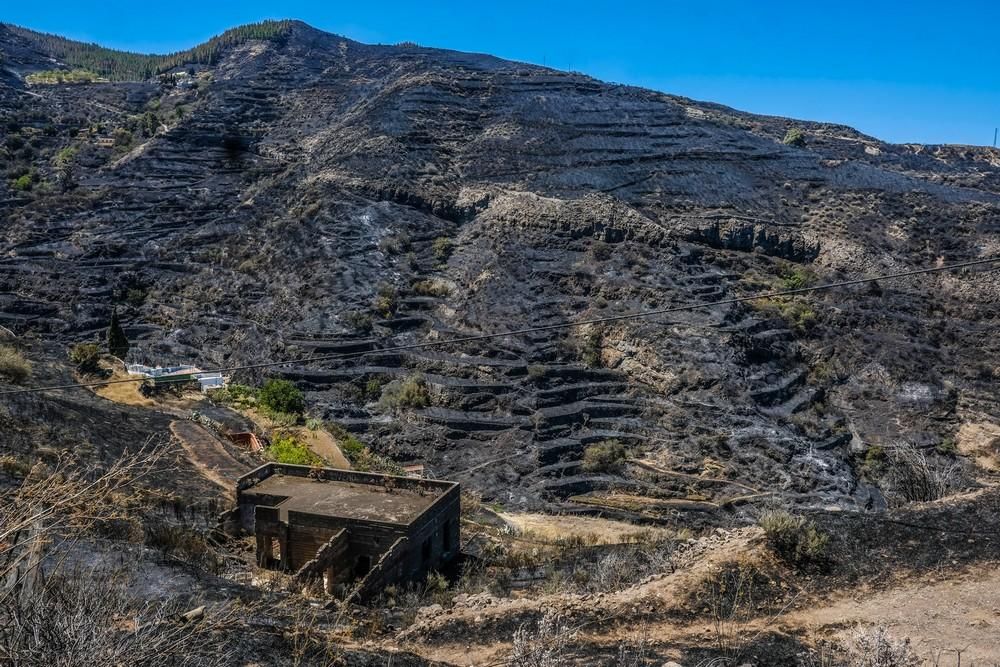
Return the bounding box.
[881,441,964,505]
[509,611,574,667]
[844,624,920,667]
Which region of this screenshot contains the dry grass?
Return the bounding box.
[0,345,31,384]
[501,512,674,546]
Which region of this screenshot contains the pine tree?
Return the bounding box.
[107,308,130,360]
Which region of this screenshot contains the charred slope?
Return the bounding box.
[1,22,999,516]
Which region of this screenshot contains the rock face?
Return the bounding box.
[1,21,999,515]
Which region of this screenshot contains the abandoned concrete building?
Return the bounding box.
[233,463,460,598]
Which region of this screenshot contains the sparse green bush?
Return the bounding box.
[372,283,398,318]
[68,342,101,373]
[364,376,386,400]
[0,346,31,384]
[758,509,828,567]
[265,434,322,466]
[343,310,373,333]
[782,127,806,147]
[432,236,453,263]
[581,440,628,473]
[259,378,305,415]
[379,374,431,410]
[753,297,817,332]
[326,423,367,460]
[580,327,604,367]
[11,173,32,191]
[213,383,257,408]
[778,264,816,290]
[935,437,957,456]
[125,287,147,306]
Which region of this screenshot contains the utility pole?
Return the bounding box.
[994,127,998,148]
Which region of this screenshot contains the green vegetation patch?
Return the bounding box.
[25,69,103,84]
[265,434,322,466]
[258,378,305,415]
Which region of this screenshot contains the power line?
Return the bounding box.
[1,256,998,397]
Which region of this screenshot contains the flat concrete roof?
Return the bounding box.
[245,473,442,525]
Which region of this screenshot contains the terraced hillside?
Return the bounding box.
[2,20,999,520]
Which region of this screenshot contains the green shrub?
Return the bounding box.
[753,297,817,332]
[0,346,31,384]
[213,383,257,408]
[432,236,453,263]
[935,437,957,456]
[11,174,32,191]
[758,509,828,567]
[68,342,101,373]
[782,127,806,147]
[778,264,816,290]
[265,434,322,466]
[259,378,305,415]
[378,374,431,410]
[581,440,628,473]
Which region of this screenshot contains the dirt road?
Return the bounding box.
[169,420,249,489]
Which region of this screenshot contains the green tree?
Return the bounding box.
[258,378,305,415]
[107,308,130,359]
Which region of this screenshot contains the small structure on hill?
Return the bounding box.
[230,463,460,599]
[127,364,226,393]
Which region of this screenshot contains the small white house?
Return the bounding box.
[127,364,226,393]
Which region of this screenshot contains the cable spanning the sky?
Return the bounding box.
[1,256,997,397]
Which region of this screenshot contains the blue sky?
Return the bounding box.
[5,1,998,145]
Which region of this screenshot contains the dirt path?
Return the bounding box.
[296,428,351,469]
[169,420,249,490]
[784,566,1000,663]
